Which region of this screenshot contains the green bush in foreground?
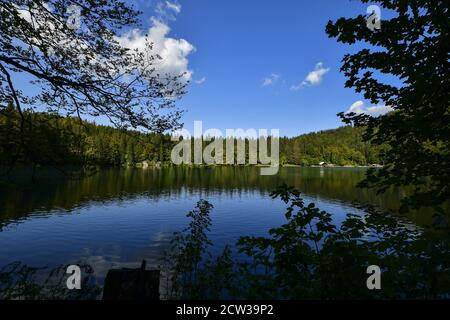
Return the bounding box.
[164,185,450,299]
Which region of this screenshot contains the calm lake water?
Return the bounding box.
[0,166,423,285]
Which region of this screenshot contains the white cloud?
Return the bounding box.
[346,100,393,116]
[262,73,280,87]
[194,77,206,84]
[291,62,330,90]
[166,1,181,13]
[116,4,194,82]
[16,3,55,31]
[14,1,194,85]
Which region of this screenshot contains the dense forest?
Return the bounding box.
[280,126,383,166]
[0,105,383,168]
[0,104,169,168]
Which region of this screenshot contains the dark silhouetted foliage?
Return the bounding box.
[326,0,450,210]
[164,185,450,299]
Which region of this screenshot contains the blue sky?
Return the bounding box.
[128,0,389,137]
[15,0,394,137]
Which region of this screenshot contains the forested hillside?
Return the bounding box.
[0,104,170,167]
[0,106,383,167]
[280,126,384,166]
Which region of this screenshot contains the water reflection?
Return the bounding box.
[0,166,414,224]
[0,167,431,298]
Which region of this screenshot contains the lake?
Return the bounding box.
[0,166,424,287]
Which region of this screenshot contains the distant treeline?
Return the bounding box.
[280,126,384,166]
[0,106,383,167]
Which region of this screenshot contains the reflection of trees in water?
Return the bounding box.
[0,262,100,300]
[0,167,423,226]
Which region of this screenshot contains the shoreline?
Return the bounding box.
[135,163,383,169]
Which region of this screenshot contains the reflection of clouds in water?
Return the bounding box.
[74,231,173,284]
[77,250,118,281]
